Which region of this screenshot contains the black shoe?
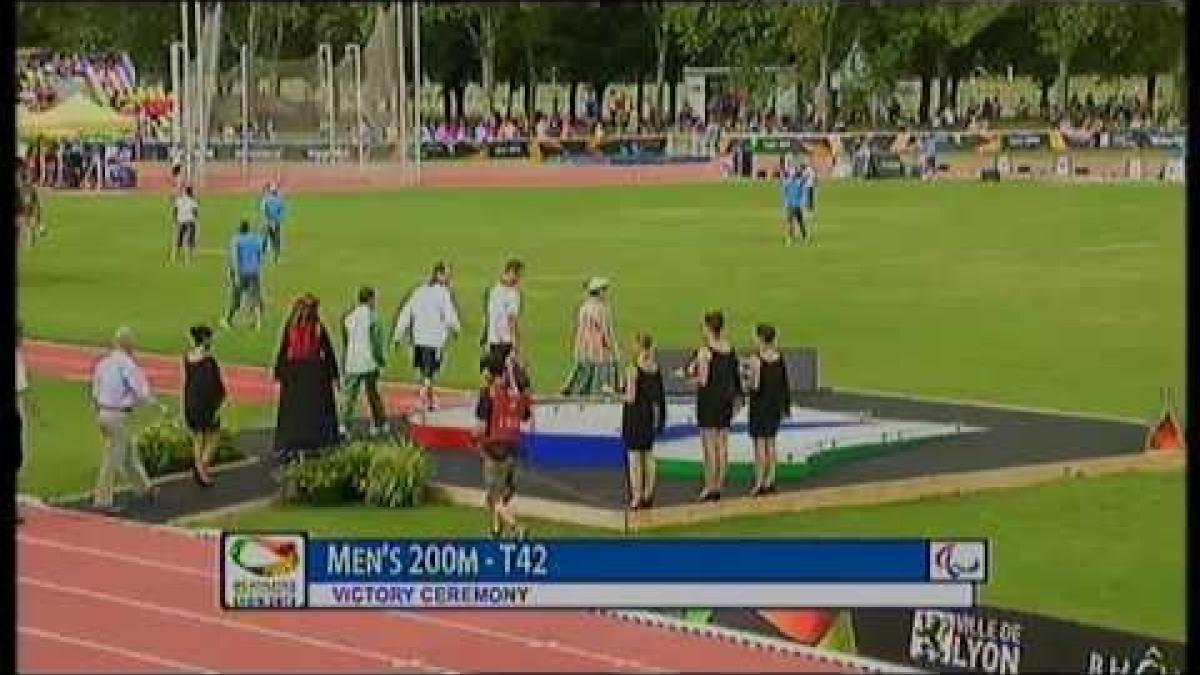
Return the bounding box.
[640,494,655,509]
[762,483,777,495]
[706,490,722,502]
[749,485,763,497]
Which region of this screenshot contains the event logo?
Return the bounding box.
[221,533,306,609]
[930,541,986,581]
[909,609,1022,674]
[1086,645,1181,674]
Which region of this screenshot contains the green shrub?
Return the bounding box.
[280,440,431,508]
[134,418,242,477]
[363,444,431,508]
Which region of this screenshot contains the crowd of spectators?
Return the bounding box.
[21,139,138,190]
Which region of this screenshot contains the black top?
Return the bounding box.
[622,365,666,450]
[183,353,226,415]
[750,355,790,416]
[701,348,742,401]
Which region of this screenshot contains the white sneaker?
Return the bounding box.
[338,424,348,437]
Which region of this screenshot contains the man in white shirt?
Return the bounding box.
[15,323,34,525]
[483,258,524,368]
[394,261,461,411]
[171,185,199,263]
[91,327,166,512]
[340,287,389,437]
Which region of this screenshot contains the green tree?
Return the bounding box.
[1033,1,1105,115]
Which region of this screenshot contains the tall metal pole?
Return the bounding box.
[193,1,203,184]
[319,43,335,161]
[240,43,249,176]
[348,44,364,169]
[396,1,408,176]
[411,1,422,184]
[170,42,183,155]
[180,2,191,184]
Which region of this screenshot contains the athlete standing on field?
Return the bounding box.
[260,183,286,263]
[393,262,462,412]
[781,167,807,246]
[172,185,200,263]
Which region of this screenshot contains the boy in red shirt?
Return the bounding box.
[472,353,532,539]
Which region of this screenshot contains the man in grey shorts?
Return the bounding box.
[90,327,168,512]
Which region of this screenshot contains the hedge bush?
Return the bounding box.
[280,441,430,508]
[133,417,243,477]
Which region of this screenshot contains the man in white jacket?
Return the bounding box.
[341,286,389,437]
[394,262,462,411]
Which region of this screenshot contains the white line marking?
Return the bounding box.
[20,577,454,674]
[1077,242,1157,252]
[834,386,1146,425]
[389,612,669,674]
[21,535,666,674]
[20,625,218,673]
[19,535,211,578]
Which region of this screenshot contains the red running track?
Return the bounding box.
[23,339,469,412]
[17,505,862,673]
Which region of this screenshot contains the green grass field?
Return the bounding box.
[21,181,1183,418]
[195,469,1184,640]
[19,375,271,499]
[19,178,1184,640]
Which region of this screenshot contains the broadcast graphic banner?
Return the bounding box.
[220,535,987,610]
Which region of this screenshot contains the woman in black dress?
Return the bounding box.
[183,324,226,486]
[746,324,791,496]
[273,294,341,462]
[621,332,666,509]
[678,311,742,501]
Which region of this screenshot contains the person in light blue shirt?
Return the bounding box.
[223,220,266,330]
[781,167,808,246]
[260,183,286,262]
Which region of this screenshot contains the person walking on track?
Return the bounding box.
[393,261,461,412]
[483,258,525,369]
[171,185,200,263]
[260,182,286,263]
[473,352,532,539]
[91,327,167,513]
[183,324,227,487]
[340,286,390,437]
[15,322,37,525]
[272,294,341,463]
[222,220,266,331]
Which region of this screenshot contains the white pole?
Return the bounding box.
[193,1,203,183]
[412,1,421,184]
[180,2,191,184]
[170,42,182,156]
[349,44,364,169]
[319,43,335,162]
[396,1,408,176]
[241,43,249,176]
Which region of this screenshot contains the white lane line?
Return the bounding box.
[20,576,455,674]
[389,612,669,674]
[21,533,665,673]
[20,625,219,673]
[19,535,211,578]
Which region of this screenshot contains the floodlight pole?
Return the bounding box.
[412,1,422,185]
[240,43,249,176]
[318,43,335,162]
[347,44,364,169]
[395,1,409,177]
[180,2,191,184]
[170,42,183,156]
[193,1,203,183]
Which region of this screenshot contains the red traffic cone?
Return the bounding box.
[1145,389,1184,454]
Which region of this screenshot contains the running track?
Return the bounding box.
[18,505,867,673]
[22,339,469,411]
[19,341,872,673]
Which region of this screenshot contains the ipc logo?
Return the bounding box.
[930,541,986,581]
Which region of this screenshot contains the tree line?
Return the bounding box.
[17,1,1186,128]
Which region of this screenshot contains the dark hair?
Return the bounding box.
[358,286,375,304]
[184,185,194,197]
[238,220,250,234]
[703,310,725,335]
[755,323,777,344]
[190,324,213,346]
[636,332,653,351]
[504,258,524,275]
[480,353,505,377]
[431,261,447,283]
